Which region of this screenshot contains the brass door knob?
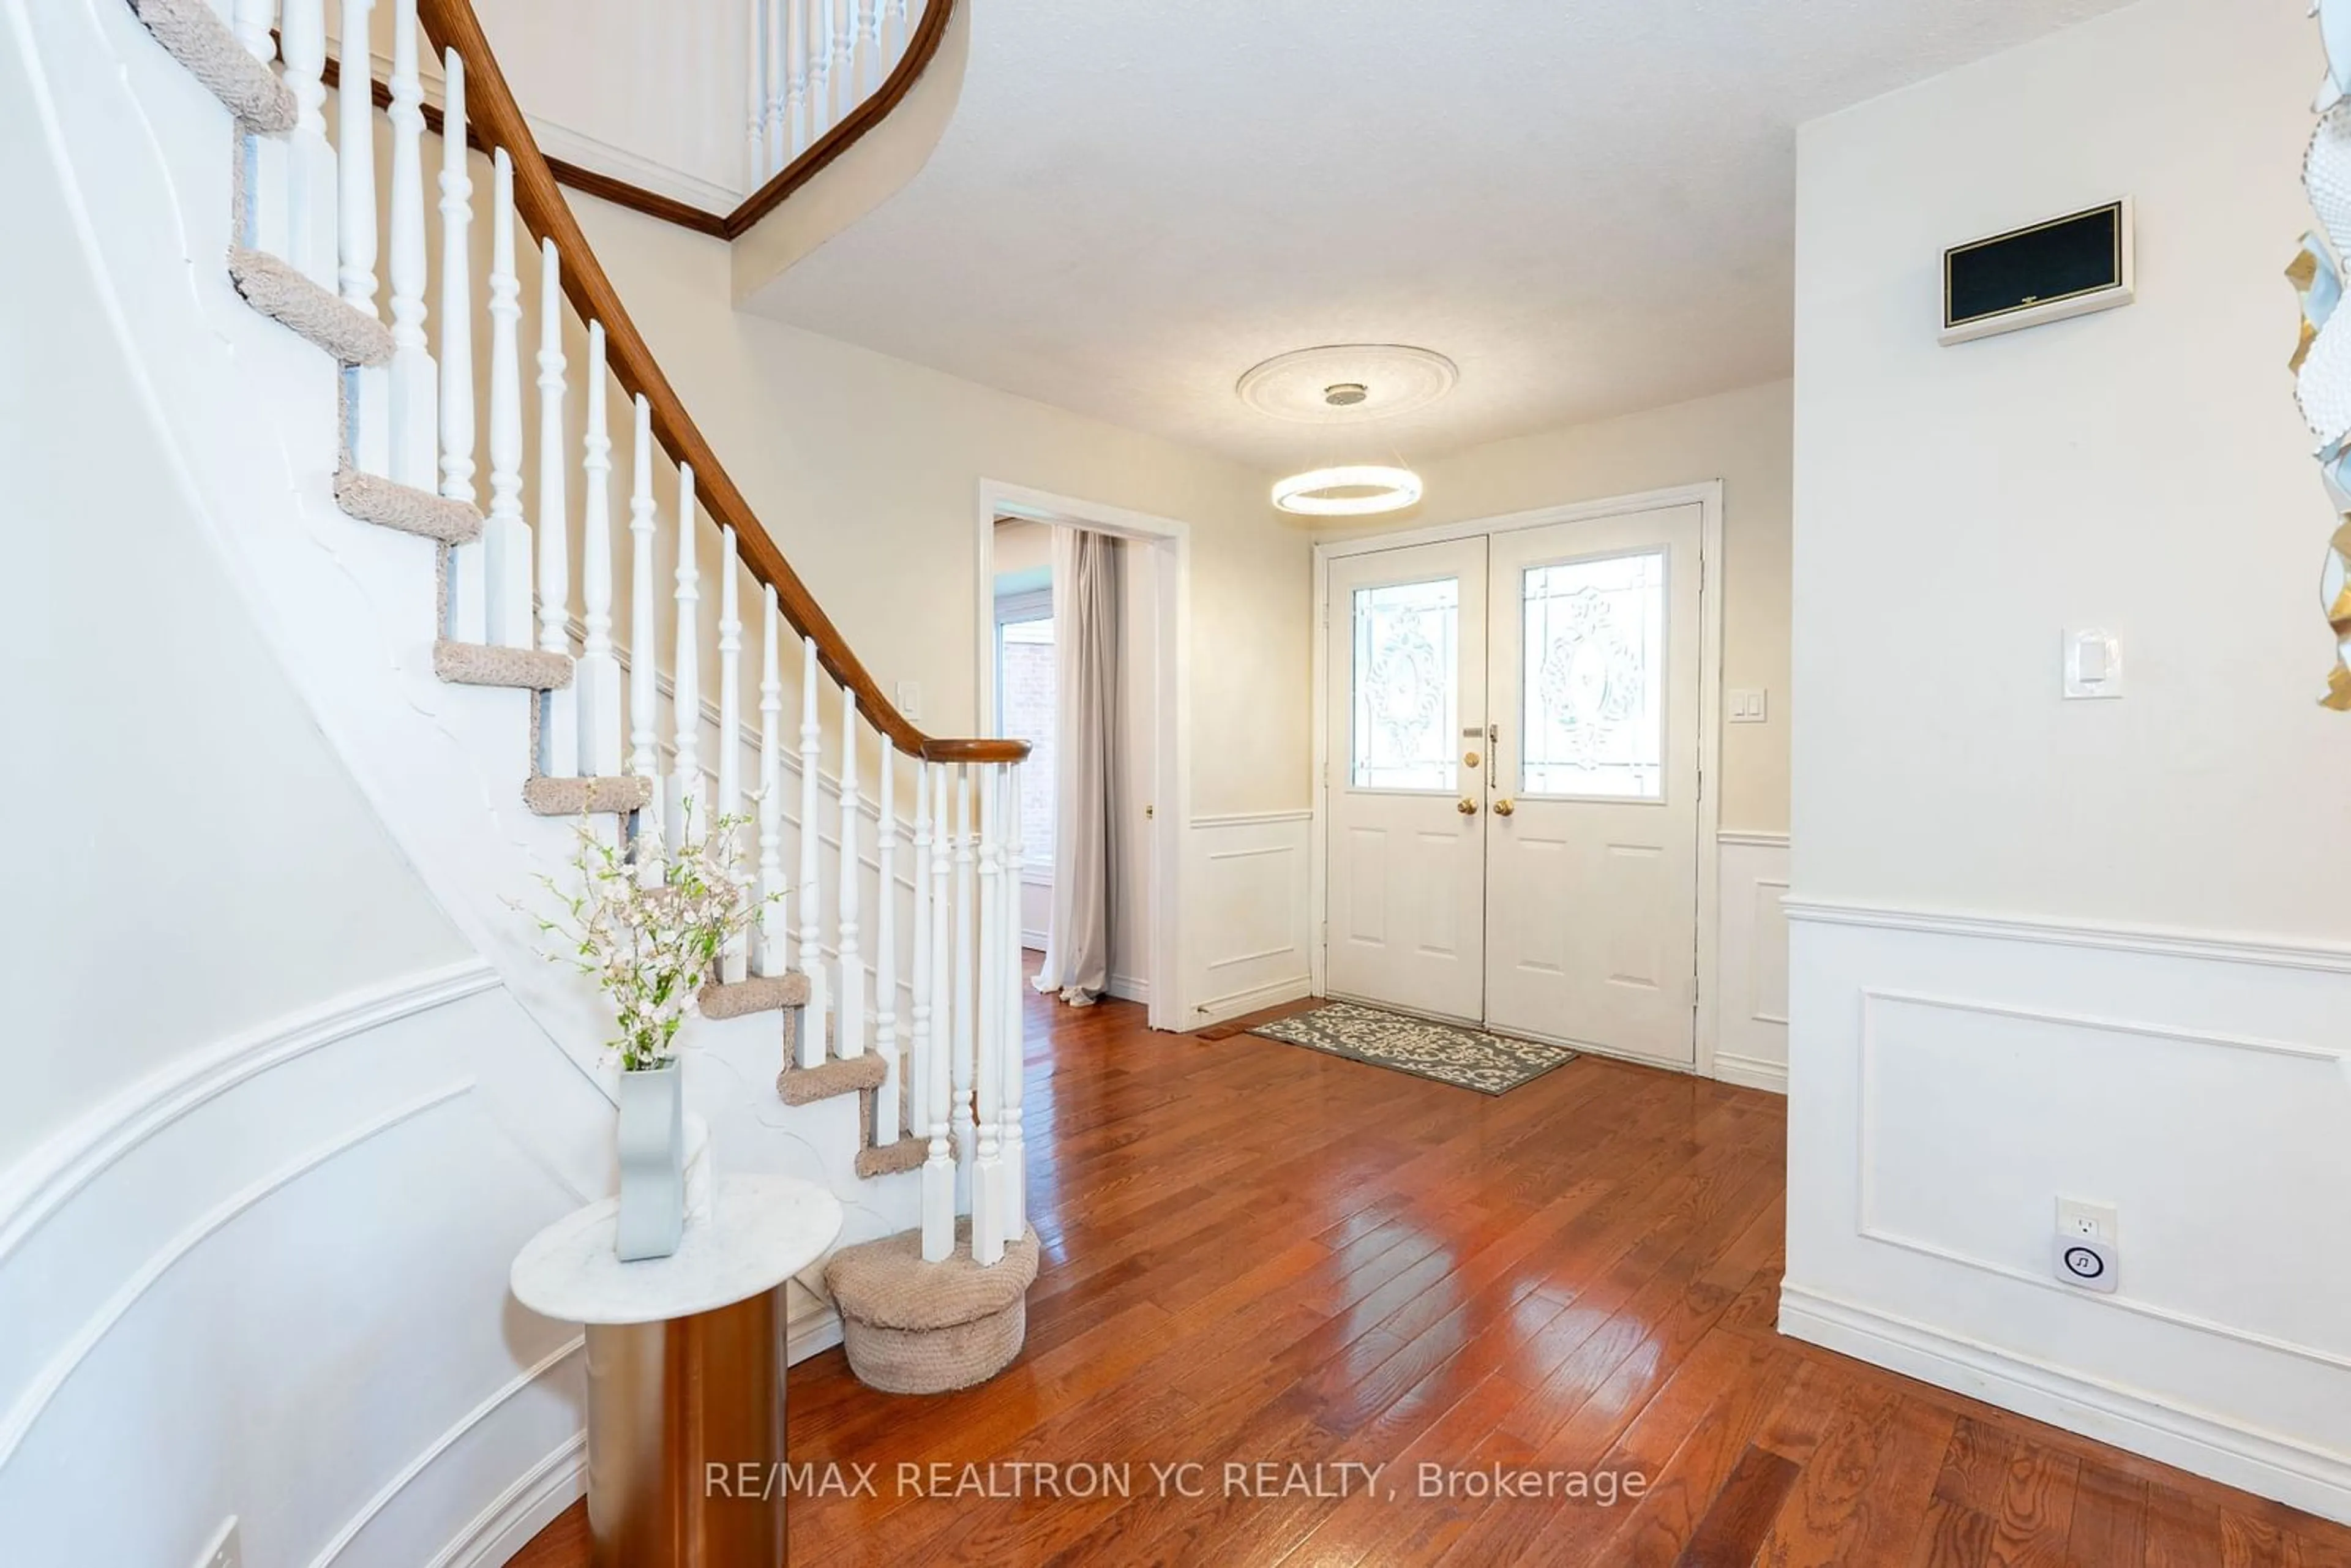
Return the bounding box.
[1464,751,1482,769]
[1457,798,1479,816]
[1494,798,1516,817]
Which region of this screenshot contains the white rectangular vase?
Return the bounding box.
[615,1063,685,1262]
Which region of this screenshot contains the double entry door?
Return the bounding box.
[1324,505,1703,1068]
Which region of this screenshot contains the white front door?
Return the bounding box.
[1323,538,1489,1022]
[1483,505,1703,1067]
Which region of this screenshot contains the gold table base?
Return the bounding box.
[585,1285,787,1567]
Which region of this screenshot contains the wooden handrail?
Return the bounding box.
[418,0,1022,766]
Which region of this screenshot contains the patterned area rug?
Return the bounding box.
[1248,1002,1576,1095]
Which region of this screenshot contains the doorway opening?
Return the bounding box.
[977,483,1188,1032]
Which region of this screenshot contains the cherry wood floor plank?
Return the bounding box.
[503,981,2351,1568]
[2061,1463,2146,1566]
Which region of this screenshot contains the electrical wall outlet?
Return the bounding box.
[197,1517,241,1568]
[2056,1198,2118,1242]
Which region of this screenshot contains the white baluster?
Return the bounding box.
[437,50,484,643]
[744,0,766,189]
[233,0,285,256]
[797,639,828,1065]
[627,397,664,852]
[533,239,577,778]
[337,0,386,476]
[756,587,788,976]
[670,466,701,851]
[890,0,912,73]
[836,689,864,1057]
[386,0,436,490]
[972,762,1005,1265]
[831,0,856,126]
[1000,759,1025,1239]
[231,0,272,58]
[951,767,975,1209]
[873,748,899,1146]
[577,322,621,776]
[716,527,746,982]
[764,0,788,173]
[858,0,883,97]
[484,151,531,648]
[786,0,810,156]
[280,0,334,290]
[921,762,953,1261]
[808,0,833,141]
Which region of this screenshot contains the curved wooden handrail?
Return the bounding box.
[419,0,1022,766]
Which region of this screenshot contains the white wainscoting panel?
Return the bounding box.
[1185,812,1314,1025]
[0,967,609,1568]
[1714,831,1789,1092]
[1783,902,2351,1523]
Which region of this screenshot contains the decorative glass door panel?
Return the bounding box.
[1521,549,1667,801]
[1324,539,1489,1023]
[1351,577,1461,790]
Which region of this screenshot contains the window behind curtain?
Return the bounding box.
[996,606,1056,866]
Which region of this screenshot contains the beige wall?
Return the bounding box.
[1318,380,1794,833]
[573,195,1314,817]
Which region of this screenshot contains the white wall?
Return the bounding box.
[1788,0,2351,1520]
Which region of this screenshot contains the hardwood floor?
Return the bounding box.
[512,981,2351,1567]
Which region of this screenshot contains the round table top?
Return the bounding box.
[509,1174,844,1327]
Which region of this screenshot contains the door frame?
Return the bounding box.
[974,479,1190,1033]
[1308,480,1727,1079]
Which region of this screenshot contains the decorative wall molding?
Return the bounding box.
[1187,814,1313,1024]
[1785,896,2351,974]
[1713,836,1789,1093]
[1780,1283,2351,1523]
[0,1081,474,1471]
[1192,809,1314,830]
[0,960,499,1266]
[315,1337,585,1566]
[1854,988,2350,1374]
[431,1433,585,1568]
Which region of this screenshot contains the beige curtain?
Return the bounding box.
[1033,528,1120,1004]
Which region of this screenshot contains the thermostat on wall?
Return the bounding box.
[1941,198,2135,345]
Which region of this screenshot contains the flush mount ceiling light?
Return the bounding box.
[1272,464,1425,516]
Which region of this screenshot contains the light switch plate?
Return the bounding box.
[1727,689,1768,723]
[894,680,921,721]
[2063,629,2123,699]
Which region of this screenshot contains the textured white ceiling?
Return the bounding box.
[748,0,2137,470]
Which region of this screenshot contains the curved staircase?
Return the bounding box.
[23,0,1036,1520]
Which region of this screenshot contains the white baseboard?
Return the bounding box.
[1779,1282,2351,1526]
[433,1434,584,1568]
[1191,974,1314,1027]
[1712,1052,1787,1094]
[1108,973,1150,1004]
[788,1302,844,1365]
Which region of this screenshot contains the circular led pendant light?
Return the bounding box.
[1272,464,1424,516]
[1243,345,1452,519]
